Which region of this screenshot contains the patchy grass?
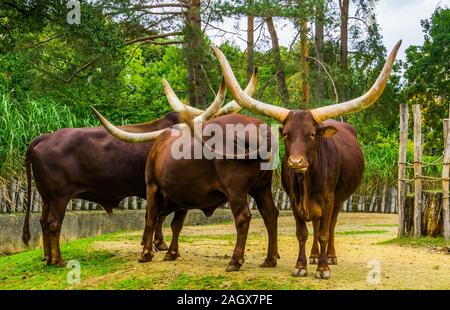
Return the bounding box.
[364,224,398,227]
[1,213,449,290]
[379,236,450,248]
[0,234,127,290]
[336,230,388,236]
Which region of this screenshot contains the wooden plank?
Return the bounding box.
[443,119,450,240]
[369,191,377,212]
[413,104,422,238]
[390,187,397,214]
[398,104,408,234]
[381,184,387,213]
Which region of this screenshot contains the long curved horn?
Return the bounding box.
[91,107,165,142]
[195,77,227,122]
[92,79,227,143]
[163,77,226,123]
[212,46,290,123]
[214,67,259,117]
[162,79,204,116]
[311,40,402,123]
[166,68,258,117]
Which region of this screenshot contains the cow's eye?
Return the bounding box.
[310,133,316,139]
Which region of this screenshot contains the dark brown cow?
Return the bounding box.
[22,72,258,267]
[22,114,178,266]
[213,40,401,279]
[93,87,279,271]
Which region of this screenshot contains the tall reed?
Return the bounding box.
[0,94,97,181]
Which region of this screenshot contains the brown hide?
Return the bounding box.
[281,111,364,221]
[139,114,279,270]
[23,112,181,265]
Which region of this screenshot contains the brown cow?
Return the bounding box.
[22,72,258,266]
[213,40,401,279]
[93,81,279,271]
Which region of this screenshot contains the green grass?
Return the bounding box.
[379,236,450,248]
[336,229,388,236]
[0,233,127,290]
[364,224,398,227]
[166,273,313,290]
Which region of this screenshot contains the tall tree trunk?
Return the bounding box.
[300,16,310,106]
[266,17,289,105]
[246,0,254,82]
[184,0,207,106]
[314,0,325,101]
[339,0,349,101]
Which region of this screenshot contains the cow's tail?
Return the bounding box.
[22,138,39,246]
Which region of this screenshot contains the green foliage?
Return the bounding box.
[0,95,97,178]
[403,7,450,154]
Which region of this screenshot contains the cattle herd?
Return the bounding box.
[21,40,401,280]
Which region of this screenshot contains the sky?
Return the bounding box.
[210,0,450,61]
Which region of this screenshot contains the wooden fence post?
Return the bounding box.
[398,104,408,235]
[413,104,422,238]
[381,185,387,213]
[442,119,450,240]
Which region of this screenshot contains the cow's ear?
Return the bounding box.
[317,125,337,138]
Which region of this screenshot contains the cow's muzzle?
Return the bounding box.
[288,156,309,173]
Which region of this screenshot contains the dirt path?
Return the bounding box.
[81,213,449,289]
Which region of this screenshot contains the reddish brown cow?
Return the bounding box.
[93,84,279,271]
[213,40,401,279]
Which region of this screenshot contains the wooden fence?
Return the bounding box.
[397,104,450,239]
[0,181,398,214]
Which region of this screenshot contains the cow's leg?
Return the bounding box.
[47,198,68,267]
[139,184,160,263]
[154,215,169,251]
[327,204,340,265]
[226,196,251,272]
[163,210,188,261]
[252,190,279,268]
[292,206,308,277]
[316,194,334,279]
[309,219,320,264]
[40,201,51,262]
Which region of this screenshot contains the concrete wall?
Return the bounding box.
[0,209,286,254]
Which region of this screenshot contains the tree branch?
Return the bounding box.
[20,34,63,50]
[307,56,339,104]
[348,16,371,30]
[124,32,183,45]
[65,57,100,84]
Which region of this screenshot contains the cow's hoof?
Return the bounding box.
[138,252,153,263]
[309,257,319,264]
[292,268,307,277]
[154,241,169,252]
[315,270,331,279]
[163,251,180,261]
[260,259,277,268]
[225,265,241,272]
[46,259,64,267]
[327,257,338,265]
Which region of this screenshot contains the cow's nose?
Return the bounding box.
[288,156,308,171]
[288,156,304,167]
